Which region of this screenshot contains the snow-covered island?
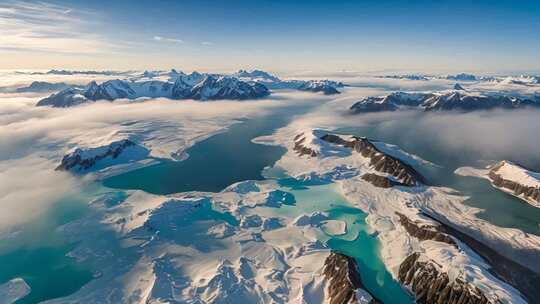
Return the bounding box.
[55,139,153,176]
[255,127,540,303]
[456,161,540,208]
[46,180,382,304]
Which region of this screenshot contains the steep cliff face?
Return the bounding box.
[320,134,424,186]
[394,212,495,304]
[323,252,380,304]
[398,253,491,304]
[395,212,456,246]
[488,161,540,208]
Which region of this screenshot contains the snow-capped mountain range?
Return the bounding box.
[350,89,540,113]
[37,73,270,107]
[376,72,540,85]
[232,69,344,94]
[35,69,347,107]
[233,69,281,83]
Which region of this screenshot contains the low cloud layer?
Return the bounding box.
[0,155,77,234]
[293,87,540,168]
[377,109,540,168]
[0,89,327,233]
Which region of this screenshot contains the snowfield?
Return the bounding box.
[43,181,362,304]
[256,126,534,303]
[2,70,540,303]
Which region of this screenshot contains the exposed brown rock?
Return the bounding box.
[398,253,491,304]
[320,134,425,186]
[323,252,381,304]
[396,212,456,246]
[423,212,540,303]
[56,139,135,171]
[361,173,400,188]
[293,133,318,157]
[488,161,540,206]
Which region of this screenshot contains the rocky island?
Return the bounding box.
[488,161,540,208]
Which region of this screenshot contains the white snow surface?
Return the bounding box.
[44,181,344,304]
[493,161,540,188]
[256,125,534,304]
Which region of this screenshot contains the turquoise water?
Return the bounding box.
[0,185,104,303]
[102,102,414,303]
[103,104,314,195]
[271,180,413,303]
[0,102,316,303]
[6,100,536,303]
[336,124,540,236]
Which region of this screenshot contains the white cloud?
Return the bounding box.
[289,86,540,168]
[201,41,213,46]
[0,155,78,235]
[0,86,323,233]
[153,35,184,43]
[0,1,116,54]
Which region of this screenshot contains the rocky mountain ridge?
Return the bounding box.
[37,73,270,107]
[55,139,149,172]
[488,161,540,208]
[350,90,540,113]
[323,252,379,304]
[283,129,535,303]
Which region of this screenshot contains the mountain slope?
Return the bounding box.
[350,90,540,113]
[36,74,270,107]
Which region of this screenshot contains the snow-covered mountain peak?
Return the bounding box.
[351,89,540,113]
[37,73,270,107]
[233,69,281,82]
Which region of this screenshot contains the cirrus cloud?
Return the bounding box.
[153,35,184,43]
[0,1,119,55]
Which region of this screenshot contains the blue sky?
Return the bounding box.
[1,0,539,74]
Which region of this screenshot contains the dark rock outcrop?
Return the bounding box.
[187,75,270,100]
[56,139,135,171]
[293,134,318,157]
[421,211,540,302]
[350,91,540,113]
[488,161,540,206]
[361,173,400,188]
[298,81,341,95]
[396,212,456,246]
[37,75,270,107]
[350,98,398,113]
[323,252,380,304]
[320,134,425,186]
[422,92,539,111]
[398,253,491,304]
